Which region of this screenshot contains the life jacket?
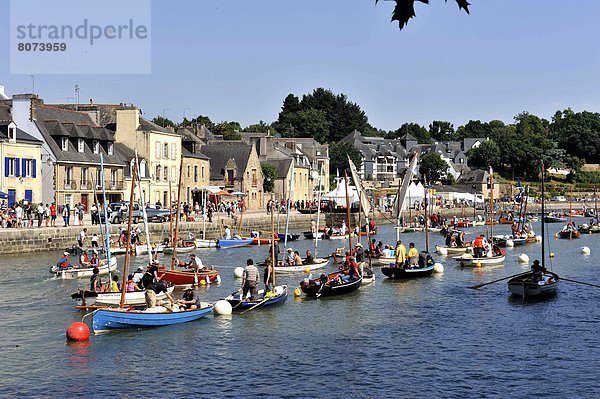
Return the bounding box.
[58,257,69,270]
[473,236,484,247]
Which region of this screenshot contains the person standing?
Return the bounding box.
[77,228,87,248]
[50,203,57,227]
[241,259,259,300]
[395,240,407,268]
[15,203,23,228]
[73,204,80,226]
[263,259,274,294]
[90,203,98,225]
[37,203,44,228]
[407,242,419,268]
[62,204,70,227]
[44,204,50,227]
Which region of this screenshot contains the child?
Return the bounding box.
[91,233,99,248]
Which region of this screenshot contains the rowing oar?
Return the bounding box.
[240,294,272,314]
[468,271,531,289]
[560,277,600,289]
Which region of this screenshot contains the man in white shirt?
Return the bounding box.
[224,225,232,239]
[77,228,87,247]
[15,204,23,228]
[37,203,44,227]
[340,221,347,235]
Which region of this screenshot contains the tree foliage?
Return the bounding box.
[212,121,242,140]
[329,142,362,176]
[419,152,449,184]
[429,121,455,142]
[375,0,471,30]
[273,88,370,143]
[550,109,600,164]
[466,140,500,168]
[152,116,176,128]
[387,122,430,143]
[242,120,276,134]
[261,163,277,192]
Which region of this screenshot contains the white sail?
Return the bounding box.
[347,155,371,217]
[394,152,420,219]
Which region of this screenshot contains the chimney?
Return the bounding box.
[0,85,8,100]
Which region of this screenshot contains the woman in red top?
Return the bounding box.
[50,203,57,227]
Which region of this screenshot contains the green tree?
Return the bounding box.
[212,121,242,140]
[261,163,277,192]
[243,120,276,134]
[387,122,430,143]
[429,121,455,141]
[329,142,362,176]
[466,140,500,168]
[152,116,176,128]
[375,0,471,30]
[420,152,449,184]
[191,115,214,129]
[550,109,600,164]
[455,120,494,140]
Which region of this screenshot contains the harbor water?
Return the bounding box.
[1,222,599,398]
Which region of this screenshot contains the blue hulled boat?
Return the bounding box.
[217,238,253,249]
[92,304,213,333]
[224,285,289,310]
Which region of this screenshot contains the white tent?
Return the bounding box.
[323,177,360,204]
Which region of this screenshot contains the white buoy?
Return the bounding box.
[581,246,591,255]
[518,253,529,263]
[216,275,222,284]
[536,235,542,242]
[233,267,244,278]
[214,300,233,315]
[506,239,514,247]
[436,246,448,256]
[433,262,444,273]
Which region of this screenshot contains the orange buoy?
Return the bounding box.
[66,322,90,341]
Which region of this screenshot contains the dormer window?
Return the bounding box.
[108,142,114,155]
[8,126,16,141]
[78,139,85,153]
[61,137,69,151]
[93,141,99,154]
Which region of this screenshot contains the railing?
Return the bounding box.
[108,180,124,190]
[80,181,92,190]
[64,180,77,190]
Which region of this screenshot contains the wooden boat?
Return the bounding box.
[498,217,515,224]
[507,271,560,297]
[456,219,473,228]
[472,220,486,226]
[50,257,118,279]
[367,255,395,266]
[484,219,498,225]
[297,208,318,214]
[381,263,435,279]
[92,304,213,333]
[361,264,375,284]
[453,249,506,267]
[558,228,580,239]
[435,245,470,255]
[300,272,362,297]
[158,267,221,286]
[163,241,196,254]
[195,239,218,248]
[578,224,600,234]
[492,235,526,247]
[217,238,253,249]
[273,258,331,274]
[278,233,300,242]
[544,215,566,223]
[303,231,324,239]
[224,285,289,310]
[71,285,175,306]
[250,236,278,245]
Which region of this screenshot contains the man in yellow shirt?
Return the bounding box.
[395,240,407,268]
[407,242,419,268]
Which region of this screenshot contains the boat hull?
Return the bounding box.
[51,257,118,279]
[453,254,506,267]
[380,264,434,279]
[195,239,218,248]
[92,305,213,333]
[163,243,196,254]
[558,230,580,239]
[224,285,288,310]
[508,272,559,297]
[217,238,253,249]
[274,258,331,273]
[300,274,362,297]
[72,286,175,306]
[158,268,221,286]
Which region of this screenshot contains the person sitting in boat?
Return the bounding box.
[377,241,384,255]
[89,252,100,268]
[250,230,260,238]
[369,220,375,232]
[354,243,365,263]
[445,233,452,247]
[57,252,72,270]
[223,225,232,239]
[145,280,175,309]
[456,232,465,247]
[110,274,120,292]
[369,239,378,257]
[90,267,103,292]
[340,256,360,283]
[303,249,315,265]
[395,240,407,268]
[353,225,360,236]
[285,248,295,266]
[126,274,137,292]
[132,266,145,289]
[473,235,485,258]
[418,251,433,268]
[381,245,392,258]
[79,251,90,268]
[407,242,419,268]
[241,259,259,300]
[177,287,201,310]
[511,222,519,238]
[293,251,303,266]
[531,259,547,283]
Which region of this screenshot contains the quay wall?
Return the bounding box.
[0,203,583,255]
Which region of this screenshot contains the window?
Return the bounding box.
[93,140,99,154]
[110,169,118,185]
[163,143,169,158]
[65,166,73,183]
[187,165,191,178]
[163,166,168,182]
[81,167,88,184]
[65,194,73,208]
[155,142,161,158]
[61,137,69,151]
[194,165,198,183]
[108,143,114,155]
[252,169,257,186]
[139,160,146,178]
[171,166,176,181]
[78,139,85,153]
[95,169,102,186]
[5,158,16,176]
[201,166,205,179]
[8,126,16,141]
[155,165,161,181]
[171,143,176,160]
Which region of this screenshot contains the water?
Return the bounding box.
[1,222,599,398]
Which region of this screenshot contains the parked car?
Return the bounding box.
[144,207,171,223]
[551,196,566,202]
[99,201,142,224]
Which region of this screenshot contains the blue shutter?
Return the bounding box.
[15,158,20,177]
[25,190,32,202]
[4,158,8,177]
[21,158,26,177]
[32,159,37,178]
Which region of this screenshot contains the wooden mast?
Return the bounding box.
[270,193,276,292]
[168,181,174,247]
[541,162,546,269]
[344,170,352,251]
[314,163,323,258]
[424,178,429,253]
[170,158,184,270]
[489,167,495,240]
[119,163,137,308]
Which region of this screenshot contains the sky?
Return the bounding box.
[1,0,600,132]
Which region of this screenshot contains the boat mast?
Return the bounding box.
[541,162,546,269]
[424,177,429,253]
[202,188,206,240]
[168,181,174,247]
[314,163,323,258]
[344,170,352,251]
[595,187,598,223]
[489,167,495,239]
[99,153,112,282]
[170,158,184,271]
[135,151,153,263]
[569,188,573,226]
[284,162,294,247]
[119,162,137,308]
[270,192,276,292]
[90,170,105,258]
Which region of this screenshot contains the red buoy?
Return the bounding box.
[66,322,90,341]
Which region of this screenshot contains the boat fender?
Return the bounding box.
[216,275,222,284]
[581,246,591,255]
[205,275,211,284]
[433,263,444,273]
[518,254,529,263]
[214,300,233,315]
[233,267,244,278]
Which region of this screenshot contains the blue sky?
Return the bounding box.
[1,0,600,131]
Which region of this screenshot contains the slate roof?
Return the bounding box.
[340,130,406,161]
[200,142,253,180]
[138,117,173,133]
[0,104,12,122]
[0,125,43,144]
[114,143,149,178]
[456,169,488,184]
[268,158,293,179]
[177,127,203,144]
[463,138,485,152]
[34,105,123,165]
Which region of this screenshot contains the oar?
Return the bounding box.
[468,271,531,289]
[240,292,272,314]
[560,277,600,289]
